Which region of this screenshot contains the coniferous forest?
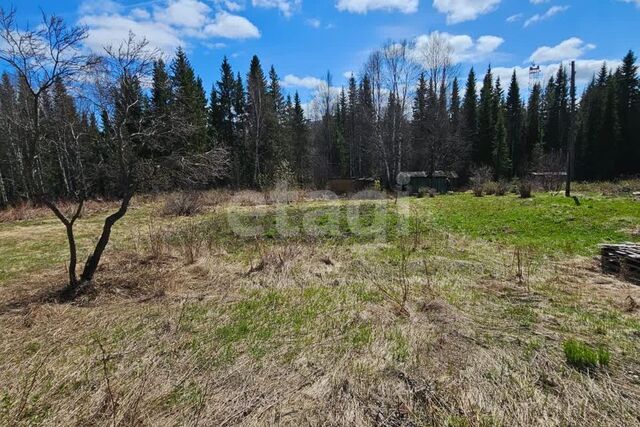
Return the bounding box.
[0,12,638,209]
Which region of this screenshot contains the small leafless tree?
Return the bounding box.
[0,9,228,295]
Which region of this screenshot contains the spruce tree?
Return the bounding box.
[506,71,523,176]
[616,51,639,174]
[477,66,495,166]
[493,105,511,179]
[526,83,543,172]
[170,48,208,151]
[462,68,478,174]
[247,55,269,185]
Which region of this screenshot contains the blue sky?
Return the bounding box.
[7,0,640,104]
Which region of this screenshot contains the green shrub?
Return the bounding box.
[563,339,610,369]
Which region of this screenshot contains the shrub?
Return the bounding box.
[563,339,610,370]
[484,181,498,195]
[518,180,533,199]
[417,187,437,198]
[163,192,203,217]
[495,180,510,196]
[470,166,493,197]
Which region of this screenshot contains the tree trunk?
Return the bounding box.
[44,199,84,290]
[80,194,132,283]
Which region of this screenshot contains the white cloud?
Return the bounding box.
[343,71,356,79]
[506,13,522,23]
[78,0,260,54]
[252,0,302,17]
[282,74,324,89]
[336,0,419,14]
[529,37,595,64]
[154,0,211,28]
[432,0,501,24]
[203,12,261,39]
[414,31,504,64]
[79,13,184,54]
[530,0,549,4]
[524,5,569,27]
[306,18,322,28]
[618,0,640,5]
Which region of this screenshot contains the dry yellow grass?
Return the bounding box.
[0,194,639,426]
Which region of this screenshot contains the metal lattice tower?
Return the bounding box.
[528,64,542,93]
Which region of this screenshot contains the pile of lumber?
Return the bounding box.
[600,243,640,285]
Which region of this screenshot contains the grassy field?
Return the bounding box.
[0,189,639,426]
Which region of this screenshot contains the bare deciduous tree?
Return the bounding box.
[0,10,228,296]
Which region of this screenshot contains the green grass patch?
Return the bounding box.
[418,193,640,256]
[563,339,611,370]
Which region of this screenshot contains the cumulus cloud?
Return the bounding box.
[432,0,501,24]
[203,12,261,39]
[336,0,419,14]
[78,0,260,54]
[252,0,302,17]
[154,0,211,28]
[529,37,596,64]
[524,5,569,27]
[282,74,324,89]
[414,31,504,64]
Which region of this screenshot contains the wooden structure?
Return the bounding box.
[397,171,458,195]
[600,243,640,285]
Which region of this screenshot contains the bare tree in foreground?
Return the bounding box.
[0,9,228,296]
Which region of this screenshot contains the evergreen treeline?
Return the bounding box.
[0,48,638,206]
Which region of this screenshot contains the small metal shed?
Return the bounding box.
[397,171,458,195]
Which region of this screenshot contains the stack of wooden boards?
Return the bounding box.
[600,243,640,285]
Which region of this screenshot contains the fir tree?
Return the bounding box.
[477,66,495,166]
[506,71,523,176]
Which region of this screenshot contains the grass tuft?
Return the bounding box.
[563,339,611,370]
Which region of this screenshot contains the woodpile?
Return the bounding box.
[600,243,640,285]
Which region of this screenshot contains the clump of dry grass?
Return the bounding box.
[162,192,204,217]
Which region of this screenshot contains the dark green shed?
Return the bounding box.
[397,171,458,195]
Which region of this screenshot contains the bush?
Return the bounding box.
[483,181,498,195]
[563,339,610,370]
[470,166,493,197]
[417,187,437,198]
[518,180,533,199]
[163,192,203,217]
[495,181,510,196]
